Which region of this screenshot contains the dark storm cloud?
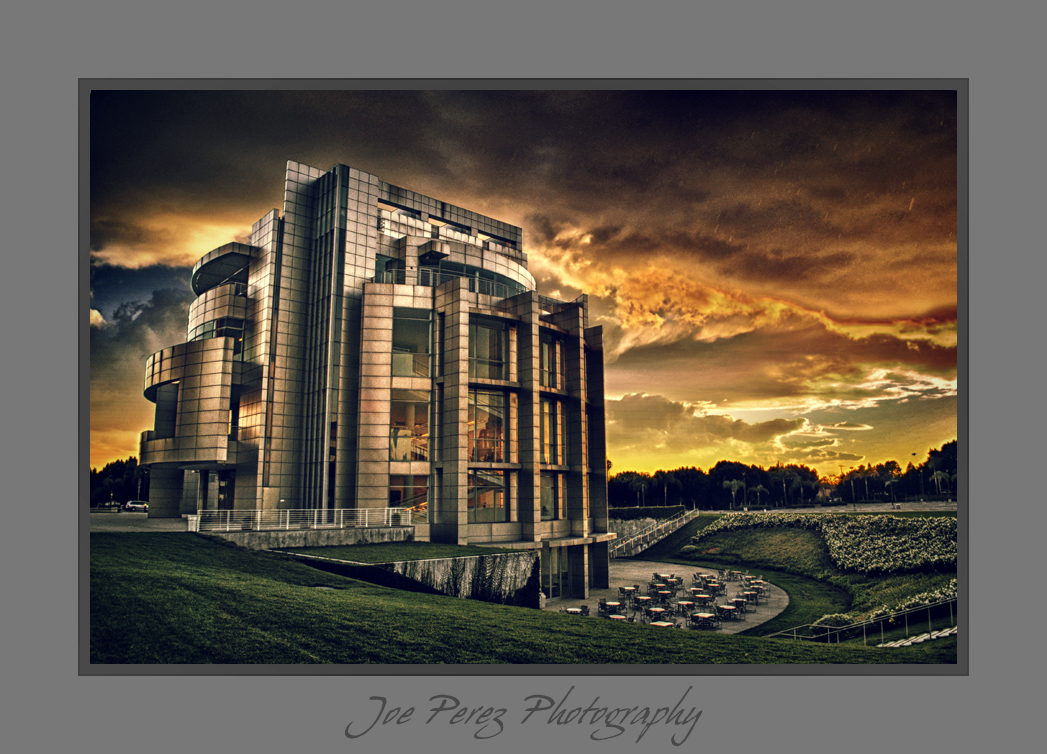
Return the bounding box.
[90,284,196,467]
[90,263,192,321]
[88,88,958,470]
[91,89,956,277]
[90,286,194,379]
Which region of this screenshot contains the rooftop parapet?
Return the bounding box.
[191,242,257,296]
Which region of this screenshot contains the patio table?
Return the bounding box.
[608,614,628,621]
[650,621,675,627]
[691,613,718,629]
[566,607,582,615]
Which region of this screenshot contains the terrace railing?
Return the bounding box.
[610,509,701,559]
[373,268,525,300]
[764,597,958,646]
[190,508,412,532]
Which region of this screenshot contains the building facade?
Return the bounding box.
[139,161,612,599]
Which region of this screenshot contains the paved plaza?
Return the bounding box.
[89,511,188,532]
[544,559,789,634]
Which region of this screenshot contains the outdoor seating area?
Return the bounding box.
[550,562,786,632]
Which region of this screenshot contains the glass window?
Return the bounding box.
[541,472,559,521]
[544,335,561,389]
[540,547,570,599]
[469,390,505,462]
[469,318,508,380]
[540,333,562,388]
[389,389,429,461]
[390,474,428,522]
[392,308,430,377]
[468,470,506,523]
[541,398,565,465]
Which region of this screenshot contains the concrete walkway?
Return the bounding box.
[89,511,188,532]
[543,559,789,635]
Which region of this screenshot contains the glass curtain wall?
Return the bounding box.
[389,389,430,461]
[540,548,572,599]
[389,474,428,521]
[540,398,566,465]
[468,470,506,522]
[469,390,506,462]
[540,472,559,521]
[469,319,508,380]
[392,308,431,377]
[540,333,563,388]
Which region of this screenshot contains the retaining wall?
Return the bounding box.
[608,518,658,541]
[199,526,413,551]
[287,551,542,608]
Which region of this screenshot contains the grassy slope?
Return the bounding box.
[91,533,954,664]
[632,512,957,633]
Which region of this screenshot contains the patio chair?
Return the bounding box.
[579,604,591,617]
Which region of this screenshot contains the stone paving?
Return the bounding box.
[543,559,789,634]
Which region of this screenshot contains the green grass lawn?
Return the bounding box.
[91,533,955,664]
[281,541,520,563]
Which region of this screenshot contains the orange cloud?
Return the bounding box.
[90,212,254,269]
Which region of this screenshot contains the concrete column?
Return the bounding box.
[568,544,589,599]
[434,279,470,544]
[180,470,200,515]
[590,541,610,589]
[146,466,184,518]
[514,292,542,541]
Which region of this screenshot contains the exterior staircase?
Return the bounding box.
[610,509,701,559]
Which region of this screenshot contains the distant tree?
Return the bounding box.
[751,484,769,506]
[89,457,138,507]
[931,470,951,497]
[723,479,744,510]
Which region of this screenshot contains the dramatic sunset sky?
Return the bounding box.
[89,88,959,477]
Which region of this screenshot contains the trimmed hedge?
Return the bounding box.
[688,512,956,576]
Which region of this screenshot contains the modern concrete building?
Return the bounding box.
[139,160,612,600]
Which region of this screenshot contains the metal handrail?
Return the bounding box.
[190,508,412,532]
[610,509,700,558]
[764,597,958,645]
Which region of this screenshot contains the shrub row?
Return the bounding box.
[690,512,956,576]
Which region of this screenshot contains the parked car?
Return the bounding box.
[124,500,149,512]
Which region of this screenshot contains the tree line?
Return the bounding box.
[607,440,958,510]
[89,457,149,507]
